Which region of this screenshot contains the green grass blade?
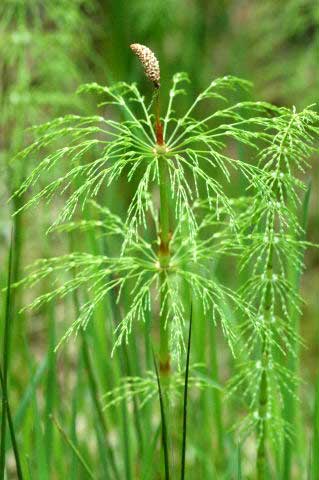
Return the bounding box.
[81,330,119,480]
[73,290,119,478]
[283,181,312,479]
[105,294,133,480]
[181,306,192,480]
[44,302,56,475]
[122,343,145,458]
[0,233,14,477]
[70,355,82,479]
[153,350,170,480]
[14,356,48,430]
[237,444,242,480]
[0,366,24,479]
[209,313,225,469]
[50,415,95,479]
[33,391,49,480]
[141,425,161,480]
[69,230,119,479]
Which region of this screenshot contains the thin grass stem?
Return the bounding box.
[153,351,170,480]
[0,366,24,480]
[50,415,95,479]
[0,233,14,478]
[283,182,312,479]
[180,306,192,479]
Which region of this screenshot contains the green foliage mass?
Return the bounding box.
[12,73,319,463]
[1,2,318,479]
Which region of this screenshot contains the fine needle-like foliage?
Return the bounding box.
[10,42,319,478]
[13,74,275,239]
[228,105,319,476]
[12,69,277,365]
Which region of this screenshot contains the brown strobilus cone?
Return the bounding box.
[130,43,163,145]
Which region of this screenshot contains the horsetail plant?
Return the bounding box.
[12,47,270,367]
[11,44,318,476]
[228,106,319,477]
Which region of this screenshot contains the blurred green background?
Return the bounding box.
[0,0,318,478]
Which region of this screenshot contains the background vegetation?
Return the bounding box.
[0,1,318,479]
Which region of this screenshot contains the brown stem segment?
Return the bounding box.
[155,89,164,146]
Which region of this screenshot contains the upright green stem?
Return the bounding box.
[283,187,311,479]
[158,155,171,375]
[210,322,225,468]
[257,245,273,480]
[257,351,267,480]
[158,156,170,252]
[155,90,172,479]
[156,89,171,376]
[0,235,13,478]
